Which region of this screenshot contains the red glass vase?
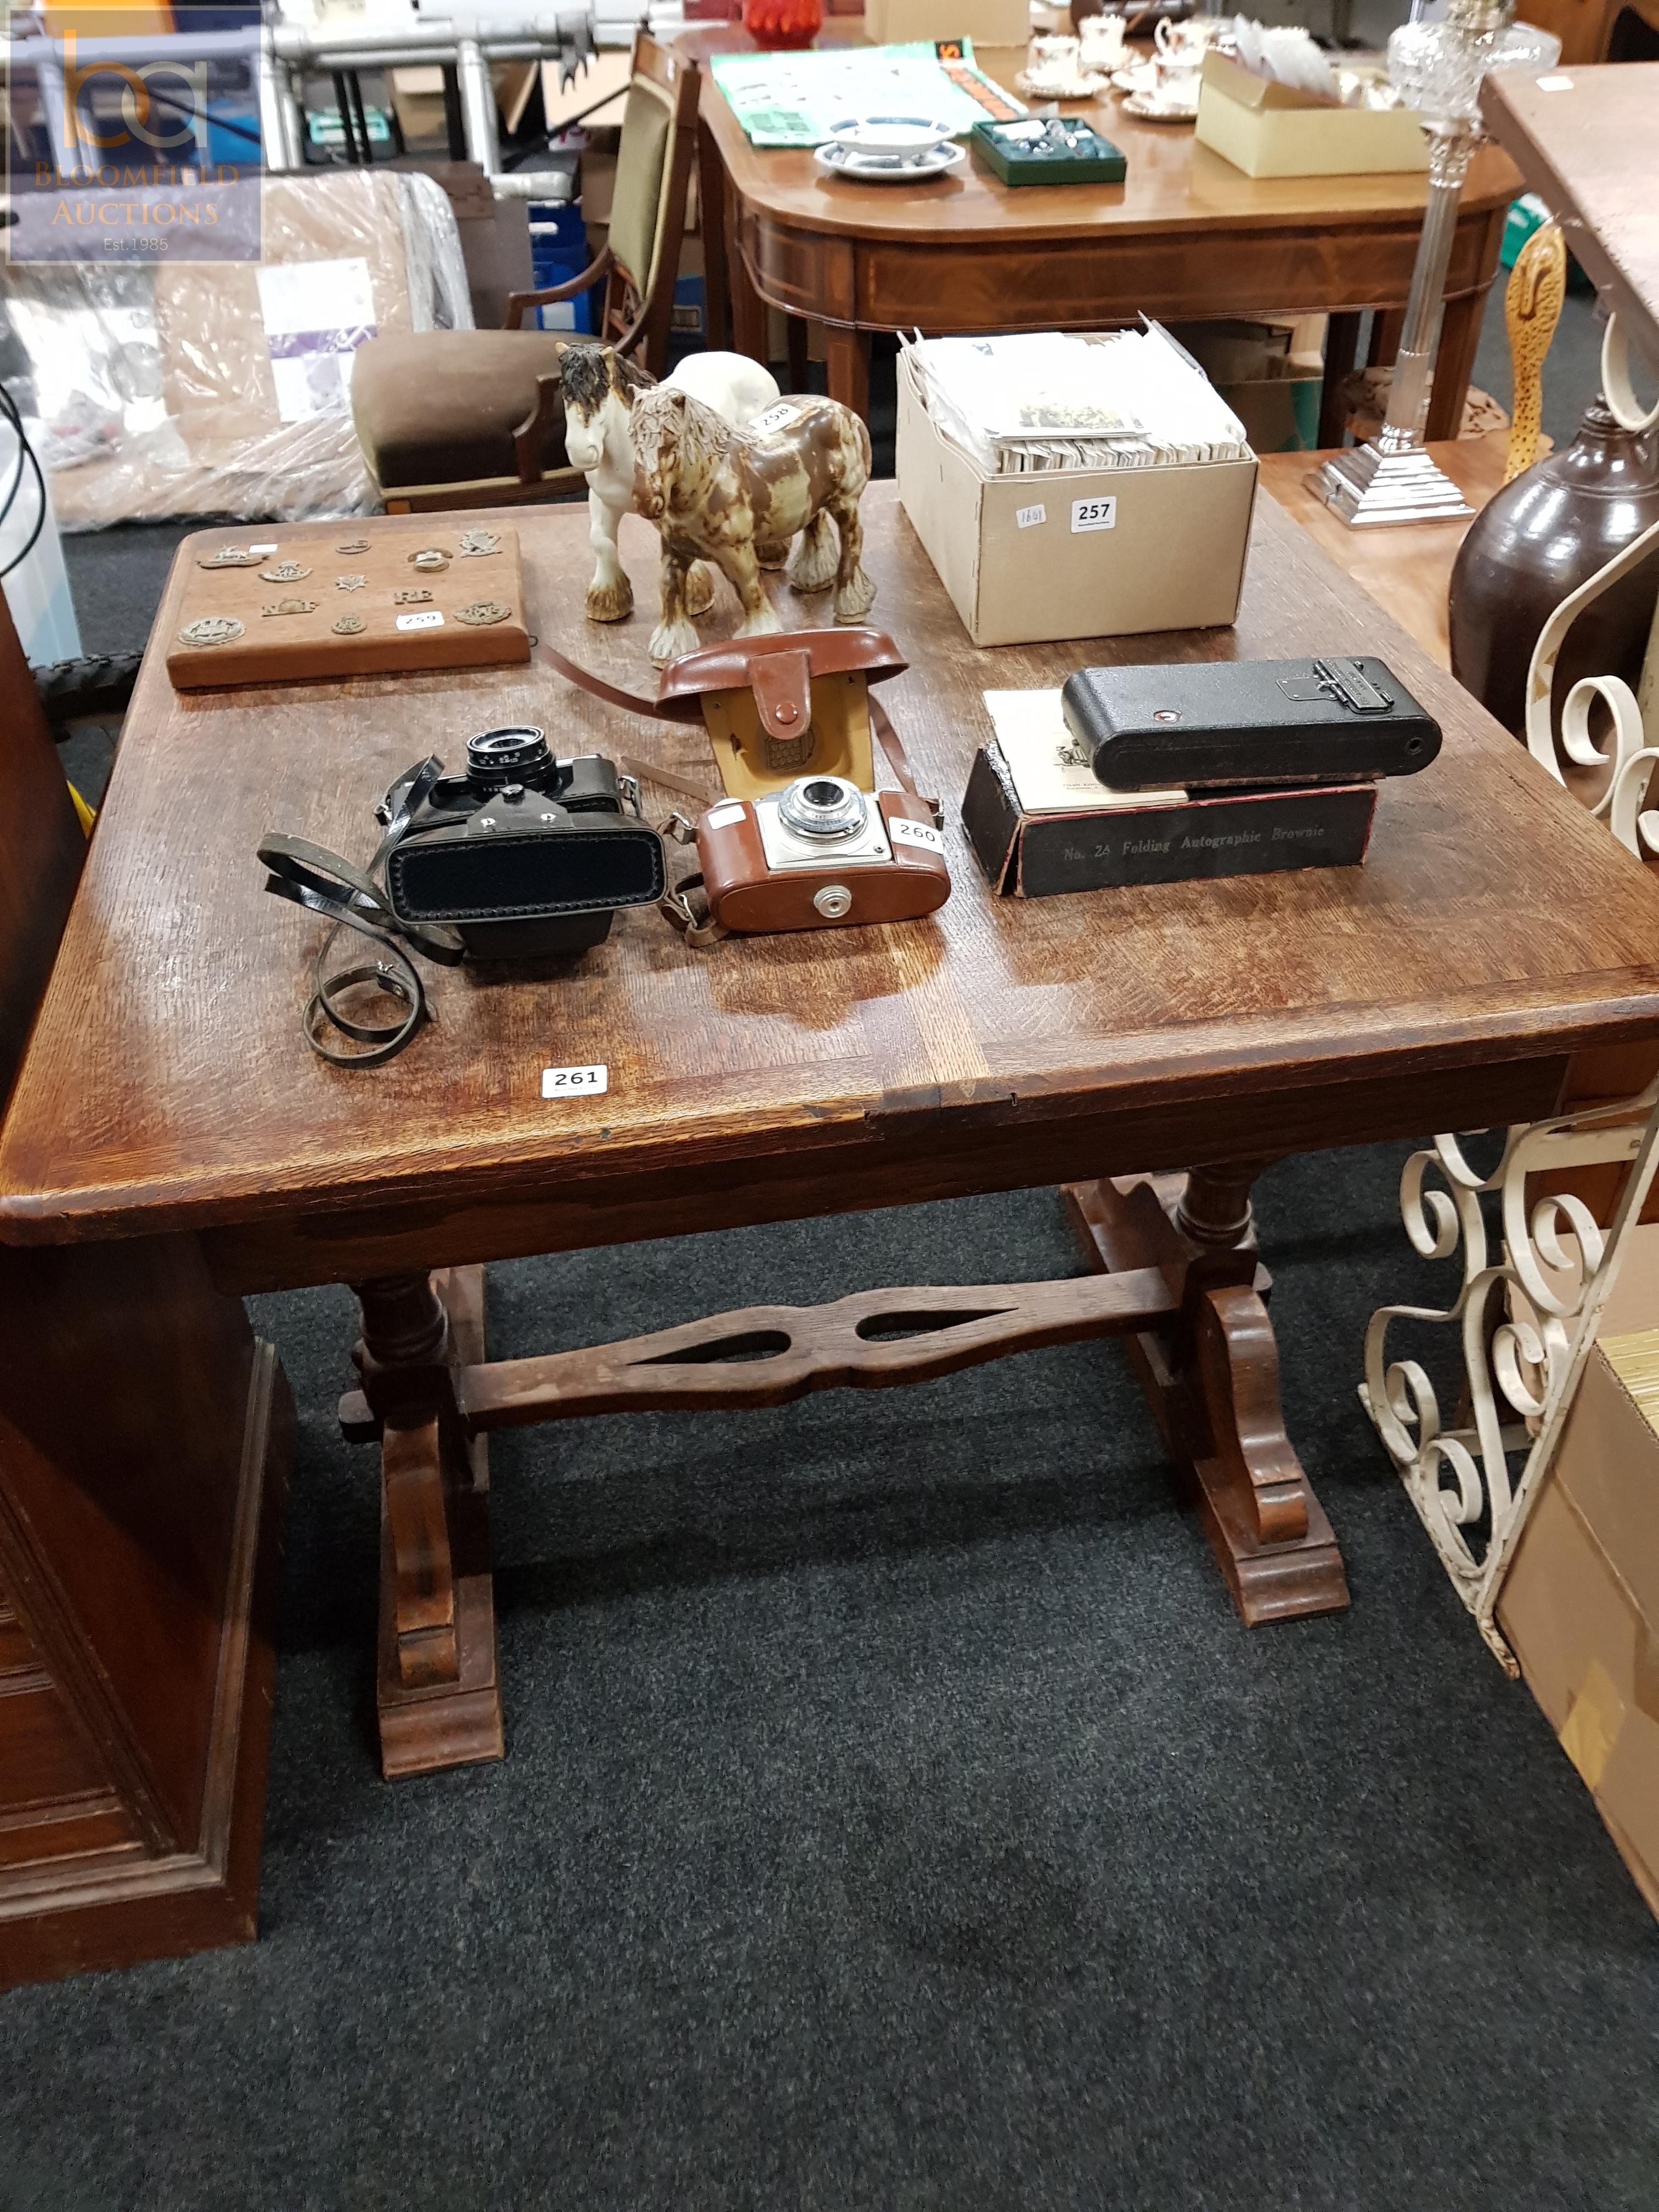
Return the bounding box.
[742,0,822,50]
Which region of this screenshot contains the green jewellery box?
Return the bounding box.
[970,117,1128,187]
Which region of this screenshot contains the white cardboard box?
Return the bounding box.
[1194,50,1428,179]
[864,0,1030,48]
[894,346,1257,649]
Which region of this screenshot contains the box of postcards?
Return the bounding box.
[895,329,1257,648]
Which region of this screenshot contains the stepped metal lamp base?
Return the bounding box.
[1305,441,1474,528]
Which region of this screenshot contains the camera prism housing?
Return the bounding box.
[1062,655,1442,791]
[696,775,950,933]
[385,731,665,958]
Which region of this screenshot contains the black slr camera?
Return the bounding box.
[384,726,665,958]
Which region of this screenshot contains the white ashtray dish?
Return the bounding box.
[825,114,957,157]
[813,139,968,182]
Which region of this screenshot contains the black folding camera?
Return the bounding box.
[1061,655,1442,791]
[383,727,666,957]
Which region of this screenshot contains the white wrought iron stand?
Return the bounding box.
[1363,318,1659,1665]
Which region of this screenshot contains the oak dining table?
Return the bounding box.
[680,20,1521,445]
[7,475,1659,1949]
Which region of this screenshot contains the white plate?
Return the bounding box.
[1121,91,1199,121]
[812,139,968,182]
[826,114,956,157]
[1109,63,1160,94]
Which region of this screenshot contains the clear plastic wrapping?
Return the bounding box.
[0,167,473,530]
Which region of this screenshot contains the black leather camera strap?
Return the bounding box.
[259,755,466,1066]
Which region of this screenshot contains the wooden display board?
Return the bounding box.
[166,520,531,690]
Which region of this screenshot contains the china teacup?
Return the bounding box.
[1022,33,1085,92]
[1078,13,1127,68]
[1153,15,1211,61]
[1146,54,1201,109]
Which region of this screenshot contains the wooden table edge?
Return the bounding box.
[6,971,1659,1249]
[690,35,1521,249]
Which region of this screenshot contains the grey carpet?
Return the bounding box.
[7,1154,1658,2212]
[5,305,1655,2212]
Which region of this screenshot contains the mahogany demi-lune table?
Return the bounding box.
[5,486,1659,1846]
[680,20,1522,445]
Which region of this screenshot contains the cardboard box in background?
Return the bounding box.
[894,345,1257,648]
[1499,1222,1659,1921]
[1166,317,1325,454]
[411,160,532,331]
[863,0,1029,46]
[1195,49,1429,178]
[390,60,540,145]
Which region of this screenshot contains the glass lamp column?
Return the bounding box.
[1306,0,1560,529]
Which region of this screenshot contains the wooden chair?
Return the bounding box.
[0,599,294,1988]
[350,33,701,517]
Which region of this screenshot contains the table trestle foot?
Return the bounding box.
[1063,1171,1351,1627]
[353,1265,503,1780]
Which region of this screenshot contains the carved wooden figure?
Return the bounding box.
[558,343,782,627]
[629,387,877,663]
[1503,218,1567,483]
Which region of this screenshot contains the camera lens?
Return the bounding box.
[466,726,554,792]
[777,775,867,841]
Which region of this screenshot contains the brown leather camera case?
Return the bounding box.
[697,788,950,933]
[656,628,908,800]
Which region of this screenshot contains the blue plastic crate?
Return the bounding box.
[528,201,602,332]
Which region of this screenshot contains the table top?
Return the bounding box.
[1259,432,1515,670]
[682,20,1520,245]
[7,487,1659,1282]
[1480,63,1659,379]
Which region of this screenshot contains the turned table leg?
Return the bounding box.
[1063,1165,1351,1626]
[822,325,871,422]
[350,1266,503,1779]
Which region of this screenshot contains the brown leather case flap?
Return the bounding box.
[655,625,908,723]
[751,649,811,747]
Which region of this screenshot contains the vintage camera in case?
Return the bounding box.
[693,774,950,933]
[384,727,665,957]
[1062,655,1442,791]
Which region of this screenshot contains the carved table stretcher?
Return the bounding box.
[5,488,1659,1790]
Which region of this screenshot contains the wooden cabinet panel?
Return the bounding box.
[0,1678,111,1814]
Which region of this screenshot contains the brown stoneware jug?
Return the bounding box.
[1449,402,1659,741]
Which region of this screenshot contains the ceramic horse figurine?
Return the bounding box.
[558,343,782,626]
[629,386,876,663]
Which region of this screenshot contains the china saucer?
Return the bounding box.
[1121,90,1199,121]
[812,139,968,182]
[1014,66,1109,97]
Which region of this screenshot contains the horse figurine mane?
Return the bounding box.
[631,385,876,663]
